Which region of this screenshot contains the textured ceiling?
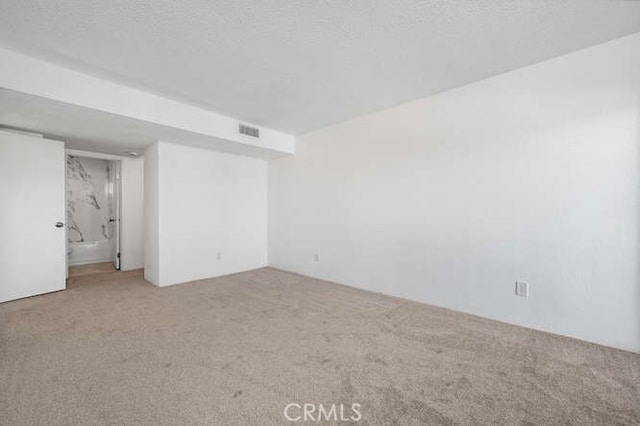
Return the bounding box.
[1,1,639,134]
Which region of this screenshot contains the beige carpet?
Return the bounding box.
[1,268,638,425]
[68,262,116,277]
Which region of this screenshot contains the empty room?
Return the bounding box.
[1,1,639,424]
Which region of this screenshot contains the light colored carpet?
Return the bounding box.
[68,262,116,277]
[0,267,638,425]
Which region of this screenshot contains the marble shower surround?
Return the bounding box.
[66,155,115,243]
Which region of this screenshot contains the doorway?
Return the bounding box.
[66,152,121,273]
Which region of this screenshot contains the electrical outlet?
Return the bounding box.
[515,281,529,297]
[314,253,320,262]
[217,252,222,260]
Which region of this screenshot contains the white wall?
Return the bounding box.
[145,141,267,287]
[143,143,160,284]
[120,157,144,270]
[269,33,640,352]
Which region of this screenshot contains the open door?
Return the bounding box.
[113,160,122,270]
[0,130,66,303]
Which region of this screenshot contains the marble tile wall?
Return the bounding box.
[66,155,115,243]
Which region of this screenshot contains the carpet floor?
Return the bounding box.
[67,262,116,277]
[1,267,638,425]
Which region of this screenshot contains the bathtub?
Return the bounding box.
[68,240,114,266]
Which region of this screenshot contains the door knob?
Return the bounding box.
[55,222,64,228]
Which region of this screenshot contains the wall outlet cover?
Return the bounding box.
[515,281,529,297]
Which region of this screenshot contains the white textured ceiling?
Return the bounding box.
[1,1,639,134]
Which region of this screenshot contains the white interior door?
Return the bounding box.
[113,160,121,270]
[0,130,66,303]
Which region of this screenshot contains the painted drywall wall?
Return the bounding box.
[143,143,160,284]
[269,33,640,352]
[121,157,144,270]
[145,141,267,286]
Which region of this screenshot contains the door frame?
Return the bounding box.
[65,149,123,272]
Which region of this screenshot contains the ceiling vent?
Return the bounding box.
[239,123,260,138]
